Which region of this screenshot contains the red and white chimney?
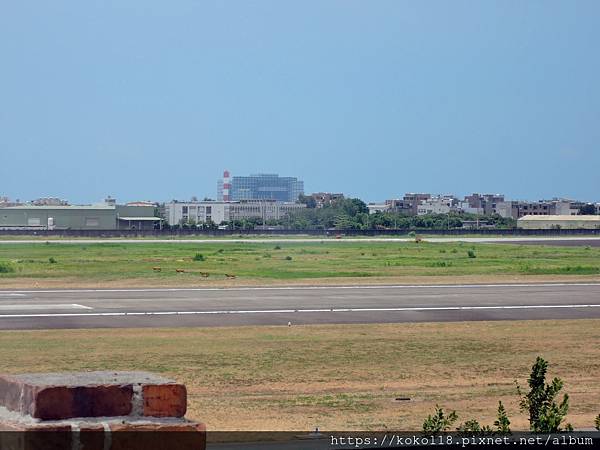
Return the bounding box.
[223,170,231,202]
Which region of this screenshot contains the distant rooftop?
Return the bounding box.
[518,215,600,221]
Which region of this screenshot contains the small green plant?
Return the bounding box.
[193,253,205,261]
[456,419,491,433]
[430,261,451,267]
[422,405,458,432]
[467,250,476,258]
[517,356,572,432]
[48,257,57,264]
[451,248,458,254]
[274,245,281,250]
[494,401,511,433]
[0,262,15,273]
[217,249,224,253]
[439,249,446,253]
[285,256,293,261]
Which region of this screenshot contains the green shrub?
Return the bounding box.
[422,405,458,432]
[193,253,205,262]
[430,261,451,267]
[451,248,458,254]
[285,256,293,261]
[274,245,281,250]
[0,262,15,273]
[48,257,57,264]
[467,250,476,258]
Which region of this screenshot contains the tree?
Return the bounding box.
[422,405,458,432]
[517,356,572,432]
[494,401,511,433]
[579,204,597,215]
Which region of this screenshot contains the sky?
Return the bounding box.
[1,1,599,204]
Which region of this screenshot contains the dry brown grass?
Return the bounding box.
[0,320,598,431]
[2,274,600,289]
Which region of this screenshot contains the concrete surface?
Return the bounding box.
[0,283,599,330]
[1,237,600,245]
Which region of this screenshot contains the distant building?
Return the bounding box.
[31,197,69,206]
[0,203,161,230]
[496,200,578,219]
[417,195,458,215]
[367,203,390,214]
[517,215,600,230]
[310,192,344,208]
[164,200,306,226]
[217,171,304,202]
[403,193,431,215]
[462,194,505,215]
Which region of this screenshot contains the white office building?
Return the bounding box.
[164,200,305,226]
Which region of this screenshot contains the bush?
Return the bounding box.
[451,248,458,254]
[193,253,205,262]
[467,250,476,258]
[0,262,15,273]
[285,256,293,261]
[274,245,281,250]
[517,356,572,432]
[422,405,458,432]
[48,257,57,264]
[430,261,451,267]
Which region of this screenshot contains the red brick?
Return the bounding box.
[142,384,187,417]
[0,375,134,420]
[33,385,133,420]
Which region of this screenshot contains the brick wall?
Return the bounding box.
[0,371,205,450]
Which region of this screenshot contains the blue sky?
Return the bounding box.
[1,1,599,204]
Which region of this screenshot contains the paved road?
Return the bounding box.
[0,283,599,330]
[1,237,600,245]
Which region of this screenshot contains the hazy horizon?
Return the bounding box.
[2,1,599,203]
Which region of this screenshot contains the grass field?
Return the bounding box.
[1,241,600,288]
[0,320,598,431]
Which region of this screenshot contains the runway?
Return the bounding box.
[1,236,600,245]
[0,283,599,330]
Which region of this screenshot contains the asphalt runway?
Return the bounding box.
[1,237,600,245]
[0,283,599,330]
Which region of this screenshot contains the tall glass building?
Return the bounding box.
[217,173,304,202]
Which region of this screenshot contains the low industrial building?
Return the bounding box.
[164,200,306,226]
[517,215,600,230]
[0,204,161,230]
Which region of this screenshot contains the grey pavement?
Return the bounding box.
[1,237,600,245]
[0,283,599,330]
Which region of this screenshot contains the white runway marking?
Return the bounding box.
[3,282,600,295]
[0,303,92,311]
[0,303,598,318]
[0,293,26,297]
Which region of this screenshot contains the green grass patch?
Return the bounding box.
[0,241,599,284]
